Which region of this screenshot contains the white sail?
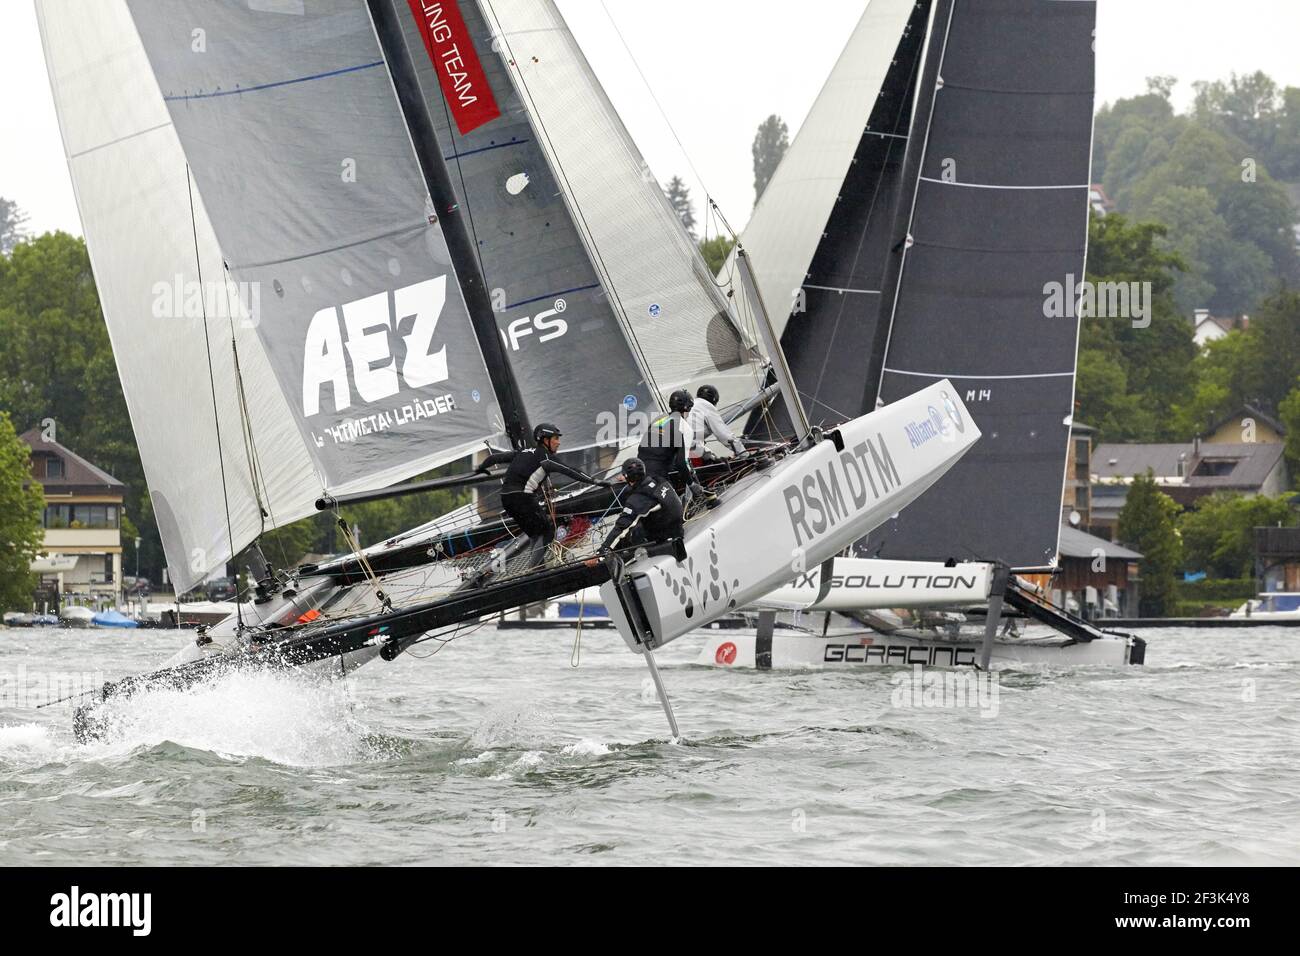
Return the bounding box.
[37,0,505,593]
[36,0,318,594]
[722,0,919,340]
[478,0,764,409]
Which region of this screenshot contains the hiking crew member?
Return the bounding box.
[479,423,612,569]
[638,389,707,500]
[600,458,684,553]
[687,384,745,463]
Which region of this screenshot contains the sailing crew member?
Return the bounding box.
[638,389,709,501]
[687,383,745,463]
[599,458,684,553]
[478,423,612,569]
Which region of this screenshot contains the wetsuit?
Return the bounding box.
[480,447,607,565]
[637,411,699,492]
[600,475,684,552]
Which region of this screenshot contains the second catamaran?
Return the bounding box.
[697,0,1144,668]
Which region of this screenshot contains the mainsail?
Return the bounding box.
[38,2,306,594]
[725,0,923,357]
[738,0,1097,570]
[38,0,767,594]
[473,0,761,408]
[869,0,1096,569]
[123,0,506,478]
[385,0,654,445]
[749,0,931,428]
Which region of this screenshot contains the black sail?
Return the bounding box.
[771,0,933,431]
[864,0,1096,569]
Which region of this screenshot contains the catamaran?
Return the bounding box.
[693,0,1145,669]
[38,0,978,738]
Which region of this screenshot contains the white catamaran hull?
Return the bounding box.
[757,557,995,611]
[695,625,1137,669]
[603,380,980,651]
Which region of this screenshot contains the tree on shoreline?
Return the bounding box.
[1117,472,1182,617]
[0,412,46,611]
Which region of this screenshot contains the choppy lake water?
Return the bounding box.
[1,624,1296,865]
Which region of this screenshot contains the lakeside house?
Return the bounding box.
[1253,526,1300,593]
[1089,406,1289,539]
[1089,184,1114,218]
[1021,524,1142,619]
[1190,308,1247,348]
[20,428,125,610]
[1199,403,1285,445]
[1062,421,1096,530]
[1057,524,1142,618]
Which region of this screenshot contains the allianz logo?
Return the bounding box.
[904,405,948,448]
[903,391,965,449]
[302,277,451,417]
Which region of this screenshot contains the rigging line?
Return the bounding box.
[481,1,662,401]
[597,0,711,197]
[186,164,243,633]
[218,266,270,532]
[334,510,389,611]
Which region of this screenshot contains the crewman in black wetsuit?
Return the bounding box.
[638,389,710,503]
[599,458,684,553]
[478,423,612,569]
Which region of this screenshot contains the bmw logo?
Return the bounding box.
[623,394,638,410]
[941,390,964,432]
[648,303,661,318]
[928,405,948,436]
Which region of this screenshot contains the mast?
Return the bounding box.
[736,246,810,441]
[366,0,530,449]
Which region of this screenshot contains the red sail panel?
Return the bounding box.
[406,0,500,134]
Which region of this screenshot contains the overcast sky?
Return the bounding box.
[4,0,1299,239]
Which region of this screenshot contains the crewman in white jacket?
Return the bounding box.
[687,384,745,462]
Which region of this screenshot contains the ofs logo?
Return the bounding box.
[941,389,965,433]
[504,297,568,352]
[302,276,451,417]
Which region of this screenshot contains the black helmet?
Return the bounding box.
[668,389,693,413]
[533,422,562,443]
[696,384,720,405]
[621,457,647,483]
